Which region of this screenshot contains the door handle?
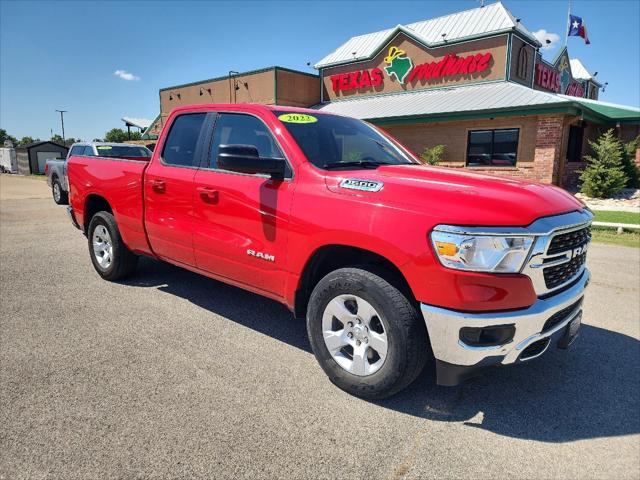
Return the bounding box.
[151,179,166,193]
[197,186,219,203]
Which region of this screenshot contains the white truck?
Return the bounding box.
[46,142,152,204]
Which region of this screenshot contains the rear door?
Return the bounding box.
[144,112,209,266]
[192,112,295,296]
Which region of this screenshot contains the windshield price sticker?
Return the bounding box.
[97,146,112,150]
[278,113,318,124]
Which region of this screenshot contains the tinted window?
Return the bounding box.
[209,113,284,169]
[83,146,94,156]
[161,113,207,167]
[467,129,519,167]
[275,111,415,170]
[70,145,84,156]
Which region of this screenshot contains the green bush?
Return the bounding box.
[419,144,445,165]
[621,135,640,188]
[579,129,627,198]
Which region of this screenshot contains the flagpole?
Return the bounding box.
[565,0,571,46]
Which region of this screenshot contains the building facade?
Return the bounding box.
[145,2,639,188]
[15,141,68,175]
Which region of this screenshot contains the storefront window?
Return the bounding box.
[466,128,519,167]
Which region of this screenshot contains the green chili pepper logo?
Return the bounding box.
[383,46,413,84]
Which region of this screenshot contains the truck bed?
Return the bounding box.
[67,155,152,255]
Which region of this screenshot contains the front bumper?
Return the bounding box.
[421,269,589,386]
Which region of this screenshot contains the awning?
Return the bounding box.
[560,96,640,123]
[315,81,640,125]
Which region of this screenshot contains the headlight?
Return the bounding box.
[430,230,534,273]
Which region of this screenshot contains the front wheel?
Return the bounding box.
[87,211,138,281]
[52,178,68,205]
[306,267,428,399]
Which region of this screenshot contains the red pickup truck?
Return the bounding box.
[67,104,591,398]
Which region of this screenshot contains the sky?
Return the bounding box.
[1,0,639,141]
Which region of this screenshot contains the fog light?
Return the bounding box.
[459,325,515,347]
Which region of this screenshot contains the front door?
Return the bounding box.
[144,112,208,266]
[192,112,295,297]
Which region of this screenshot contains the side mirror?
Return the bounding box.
[218,144,286,179]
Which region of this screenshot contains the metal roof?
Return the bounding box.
[121,117,152,129]
[568,58,601,86]
[560,96,640,121]
[315,82,564,119]
[315,81,640,124]
[315,2,540,69]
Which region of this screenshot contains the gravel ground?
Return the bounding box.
[1,175,639,479]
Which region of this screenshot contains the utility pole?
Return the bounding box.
[55,110,67,143]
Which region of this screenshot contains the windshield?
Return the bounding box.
[274,111,417,170]
[95,145,151,158]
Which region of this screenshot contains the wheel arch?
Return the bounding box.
[83,194,113,233]
[293,244,416,319]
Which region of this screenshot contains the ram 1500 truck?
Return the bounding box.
[67,104,592,399]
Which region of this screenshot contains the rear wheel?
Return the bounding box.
[87,212,138,280]
[52,177,68,205]
[307,267,428,399]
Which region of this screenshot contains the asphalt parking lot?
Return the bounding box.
[1,174,639,479]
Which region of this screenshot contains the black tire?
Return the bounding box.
[307,266,428,399]
[87,211,138,281]
[52,177,68,205]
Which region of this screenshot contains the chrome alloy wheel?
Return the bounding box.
[322,294,388,376]
[53,182,61,202]
[92,225,113,269]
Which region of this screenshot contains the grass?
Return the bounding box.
[591,226,640,248]
[593,210,640,225]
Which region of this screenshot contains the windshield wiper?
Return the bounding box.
[322,161,391,170]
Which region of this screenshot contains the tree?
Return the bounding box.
[18,136,40,146]
[419,144,445,165]
[579,129,627,198]
[0,129,18,147]
[620,135,640,188]
[104,128,141,143]
[51,134,65,145]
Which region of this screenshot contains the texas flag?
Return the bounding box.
[568,14,590,44]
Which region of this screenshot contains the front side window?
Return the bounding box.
[274,111,416,170]
[208,113,284,169]
[161,113,207,167]
[83,146,95,156]
[467,129,519,167]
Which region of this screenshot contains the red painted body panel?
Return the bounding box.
[68,104,584,314]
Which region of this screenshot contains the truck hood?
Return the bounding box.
[325,164,585,227]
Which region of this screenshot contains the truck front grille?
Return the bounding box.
[542,225,591,290]
[547,226,591,255]
[544,253,588,289]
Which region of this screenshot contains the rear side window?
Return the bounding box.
[161,113,207,167]
[208,113,284,169]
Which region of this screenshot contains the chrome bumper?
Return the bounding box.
[66,206,82,231]
[421,270,589,372]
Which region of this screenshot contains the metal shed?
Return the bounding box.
[15,141,68,175]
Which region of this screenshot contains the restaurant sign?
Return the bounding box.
[534,49,585,98]
[330,46,493,93]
